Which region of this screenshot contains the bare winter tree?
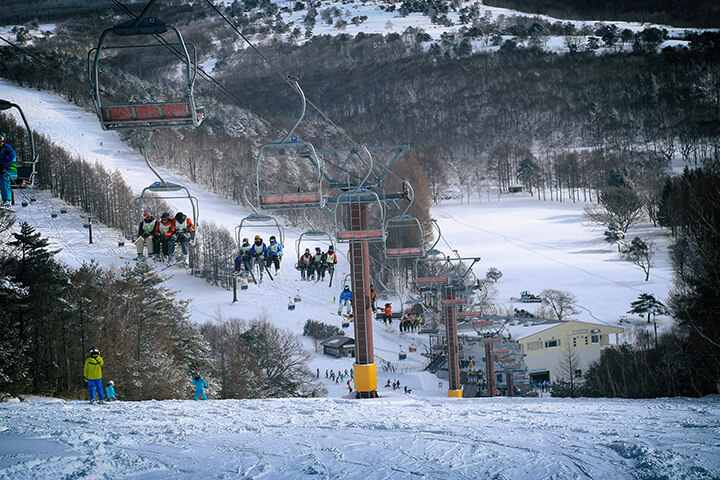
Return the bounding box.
[540,289,580,322]
[485,267,503,283]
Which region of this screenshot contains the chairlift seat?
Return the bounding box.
[337,229,383,241]
[259,192,322,208]
[386,247,423,257]
[101,103,204,129]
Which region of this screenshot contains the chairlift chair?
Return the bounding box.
[255,78,323,210]
[295,229,335,260]
[88,1,204,130]
[0,100,38,188]
[135,181,199,227]
[333,188,385,243]
[384,180,425,259]
[235,212,285,247]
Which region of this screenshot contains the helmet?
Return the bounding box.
[305,248,310,253]
[142,209,151,218]
[0,133,6,144]
[269,236,276,242]
[328,245,334,251]
[315,247,321,252]
[344,285,350,291]
[243,238,249,243]
[254,235,261,241]
[108,380,114,386]
[175,212,186,223]
[161,212,170,219]
[89,348,99,356]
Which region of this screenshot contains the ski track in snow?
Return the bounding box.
[1,396,719,479]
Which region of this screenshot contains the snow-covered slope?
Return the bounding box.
[1,394,718,479]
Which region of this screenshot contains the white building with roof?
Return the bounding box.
[513,320,624,384]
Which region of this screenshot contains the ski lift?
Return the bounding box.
[288,297,296,311]
[235,213,285,247]
[294,290,302,303]
[240,281,249,291]
[135,131,199,226]
[136,181,199,226]
[88,1,204,130]
[333,188,385,243]
[384,181,425,258]
[255,78,323,210]
[408,343,417,353]
[342,318,351,329]
[398,345,407,361]
[295,227,335,260]
[0,100,39,188]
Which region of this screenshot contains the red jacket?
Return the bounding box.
[155,218,175,237]
[384,305,392,315]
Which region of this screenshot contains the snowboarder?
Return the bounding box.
[154,212,176,262]
[134,209,157,260]
[338,285,352,316]
[83,348,105,404]
[0,133,17,209]
[234,238,252,275]
[298,248,312,280]
[105,380,118,401]
[266,235,282,274]
[173,212,195,264]
[192,372,208,400]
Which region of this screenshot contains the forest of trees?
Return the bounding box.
[0,220,324,399]
[484,0,720,28]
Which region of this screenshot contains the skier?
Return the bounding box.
[234,238,252,275]
[250,235,267,279]
[312,247,326,281]
[370,285,378,312]
[266,235,283,274]
[298,248,312,280]
[325,245,338,282]
[338,285,352,316]
[173,212,195,264]
[154,212,176,262]
[192,371,208,400]
[0,133,17,209]
[134,209,157,260]
[105,380,118,401]
[83,348,105,404]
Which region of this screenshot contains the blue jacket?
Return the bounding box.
[267,240,282,257]
[339,290,352,302]
[250,242,267,257]
[193,376,207,391]
[106,385,117,399]
[0,144,17,176]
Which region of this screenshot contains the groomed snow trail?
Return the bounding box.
[1,396,718,479]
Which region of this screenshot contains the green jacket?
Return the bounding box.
[83,355,104,380]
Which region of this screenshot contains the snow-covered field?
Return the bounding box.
[1,394,719,479]
[0,46,712,479]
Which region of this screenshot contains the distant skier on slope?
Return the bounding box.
[0,133,17,209]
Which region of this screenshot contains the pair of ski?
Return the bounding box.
[0,205,16,213]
